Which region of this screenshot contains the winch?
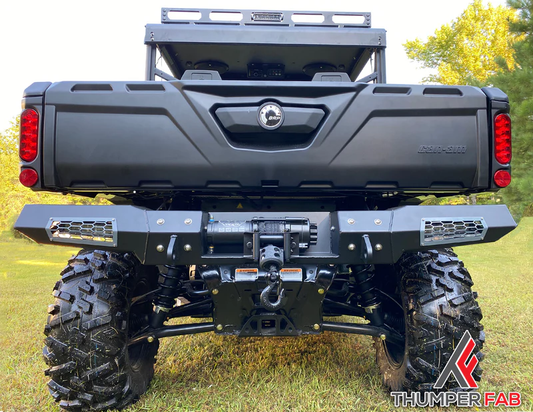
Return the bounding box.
[206,217,318,260]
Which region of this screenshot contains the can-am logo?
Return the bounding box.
[391,331,521,408]
[258,103,284,130]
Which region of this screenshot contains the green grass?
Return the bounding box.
[0,220,532,412]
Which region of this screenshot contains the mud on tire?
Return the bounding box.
[43,250,159,411]
[374,249,484,391]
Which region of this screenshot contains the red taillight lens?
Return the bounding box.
[494,170,511,188]
[19,168,39,187]
[20,109,39,162]
[494,113,511,164]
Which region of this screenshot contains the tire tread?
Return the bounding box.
[43,250,157,411]
[375,249,484,391]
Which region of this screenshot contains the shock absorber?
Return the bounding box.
[349,265,383,327]
[150,265,186,328]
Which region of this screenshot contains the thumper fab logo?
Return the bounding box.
[434,330,478,389]
[391,330,522,408]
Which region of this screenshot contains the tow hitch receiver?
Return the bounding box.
[200,265,335,336]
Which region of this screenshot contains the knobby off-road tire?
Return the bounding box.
[43,250,159,411]
[374,249,484,391]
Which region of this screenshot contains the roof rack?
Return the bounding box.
[161,8,371,28]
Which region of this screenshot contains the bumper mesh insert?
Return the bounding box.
[47,218,117,246]
[420,217,487,246]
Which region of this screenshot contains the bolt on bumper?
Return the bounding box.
[15,204,516,266]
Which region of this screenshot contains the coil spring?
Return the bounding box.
[153,265,184,308]
[350,264,383,326]
[150,265,186,328]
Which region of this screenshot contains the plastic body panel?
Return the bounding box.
[38,80,496,194]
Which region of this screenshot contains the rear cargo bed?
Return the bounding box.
[38,80,491,193]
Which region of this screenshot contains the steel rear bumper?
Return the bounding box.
[15,204,516,265]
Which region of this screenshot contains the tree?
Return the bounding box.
[404,0,520,85]
[490,0,533,218]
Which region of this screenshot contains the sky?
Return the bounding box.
[0,0,506,133]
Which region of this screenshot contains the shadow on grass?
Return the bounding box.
[134,318,388,411]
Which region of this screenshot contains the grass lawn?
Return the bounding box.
[0,219,532,412]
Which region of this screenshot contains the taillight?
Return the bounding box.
[19,168,39,187]
[494,113,511,164]
[494,170,511,188]
[20,109,39,162]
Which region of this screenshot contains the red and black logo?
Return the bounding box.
[391,330,521,408]
[434,330,478,389]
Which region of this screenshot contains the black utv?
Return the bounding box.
[15,8,515,410]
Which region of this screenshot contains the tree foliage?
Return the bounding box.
[490,0,533,218]
[0,118,109,232]
[404,0,520,85]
